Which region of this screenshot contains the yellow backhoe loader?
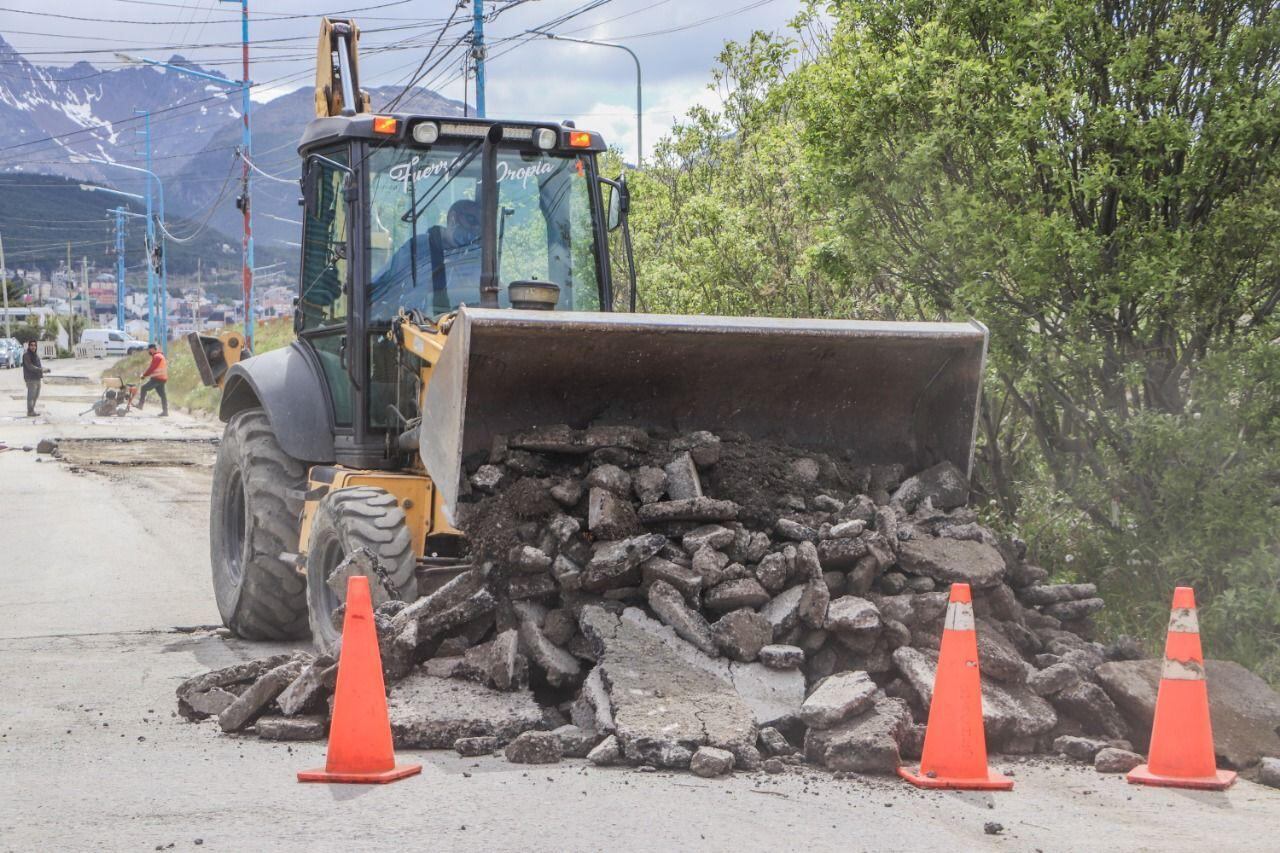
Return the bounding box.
[190,17,989,649]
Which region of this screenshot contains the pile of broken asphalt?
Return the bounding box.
[177,425,1280,782]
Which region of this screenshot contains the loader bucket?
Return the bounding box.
[421,308,989,521]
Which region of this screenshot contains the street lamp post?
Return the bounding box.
[117,49,254,350]
[532,31,643,166]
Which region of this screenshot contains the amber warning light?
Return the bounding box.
[568,131,591,148]
[372,116,399,135]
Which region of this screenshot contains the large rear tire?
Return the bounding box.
[305,486,418,652]
[209,408,310,639]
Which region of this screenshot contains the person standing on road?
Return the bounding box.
[21,340,48,417]
[137,343,169,417]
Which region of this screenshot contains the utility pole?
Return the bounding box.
[472,0,486,118]
[114,207,126,332]
[0,231,9,340]
[220,0,255,351]
[196,257,203,333]
[80,256,88,343]
[135,110,157,347]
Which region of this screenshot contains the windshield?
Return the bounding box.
[366,144,602,322]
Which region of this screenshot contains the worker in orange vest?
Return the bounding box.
[138,343,169,417]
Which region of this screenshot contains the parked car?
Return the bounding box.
[80,328,148,356]
[0,338,20,369]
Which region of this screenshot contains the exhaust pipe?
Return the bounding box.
[478,124,503,309]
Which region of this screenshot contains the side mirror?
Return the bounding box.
[603,175,630,232]
[301,159,320,218]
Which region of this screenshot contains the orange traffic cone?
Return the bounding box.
[298,575,422,784]
[898,583,1013,790]
[1127,587,1236,790]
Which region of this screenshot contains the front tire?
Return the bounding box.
[305,486,418,652]
[209,408,310,639]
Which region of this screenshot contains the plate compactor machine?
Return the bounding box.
[190,17,989,649]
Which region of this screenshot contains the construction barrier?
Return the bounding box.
[898,583,1013,790]
[297,575,422,785]
[1127,587,1236,790]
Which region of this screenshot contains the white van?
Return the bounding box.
[81,328,149,356]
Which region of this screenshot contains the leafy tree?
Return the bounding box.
[628,1,1280,675]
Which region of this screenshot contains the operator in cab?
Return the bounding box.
[369,198,483,317]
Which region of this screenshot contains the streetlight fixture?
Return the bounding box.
[530,30,643,166]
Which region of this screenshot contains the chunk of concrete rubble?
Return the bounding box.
[758,726,795,756]
[508,545,553,574]
[588,488,640,539]
[277,655,336,716]
[509,424,649,455]
[824,596,882,635]
[633,466,668,504]
[1018,583,1098,606]
[1096,659,1280,767]
[552,724,601,758]
[256,715,326,741]
[896,538,1006,589]
[817,537,869,570]
[505,731,564,764]
[891,461,969,511]
[705,578,770,612]
[803,696,913,774]
[663,452,703,500]
[800,671,878,729]
[648,579,717,657]
[176,654,296,720]
[672,431,722,467]
[550,480,584,507]
[759,645,804,670]
[690,746,736,778]
[1054,735,1110,762]
[711,609,772,662]
[454,736,499,756]
[181,687,237,719]
[892,647,1056,743]
[1094,747,1144,774]
[514,603,581,687]
[582,534,667,592]
[387,673,544,749]
[1028,662,1081,697]
[798,579,830,630]
[1051,681,1128,740]
[641,557,703,602]
[775,518,818,542]
[638,497,738,524]
[1043,598,1105,622]
[684,524,735,552]
[1258,757,1280,789]
[754,552,791,593]
[576,606,771,769]
[587,734,623,766]
[218,657,308,733]
[974,618,1029,684]
[760,585,803,640]
[586,464,631,495]
[326,547,397,607]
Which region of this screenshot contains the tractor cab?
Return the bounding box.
[295,112,634,465]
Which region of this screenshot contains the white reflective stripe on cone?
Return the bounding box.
[1167,607,1199,634]
[1161,658,1206,681]
[944,601,975,632]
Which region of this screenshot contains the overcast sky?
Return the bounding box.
[2,0,812,161]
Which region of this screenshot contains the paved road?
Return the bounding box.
[1,357,1276,852]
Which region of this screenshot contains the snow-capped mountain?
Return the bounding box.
[0,33,463,248]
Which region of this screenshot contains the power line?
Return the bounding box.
[384,4,469,113]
